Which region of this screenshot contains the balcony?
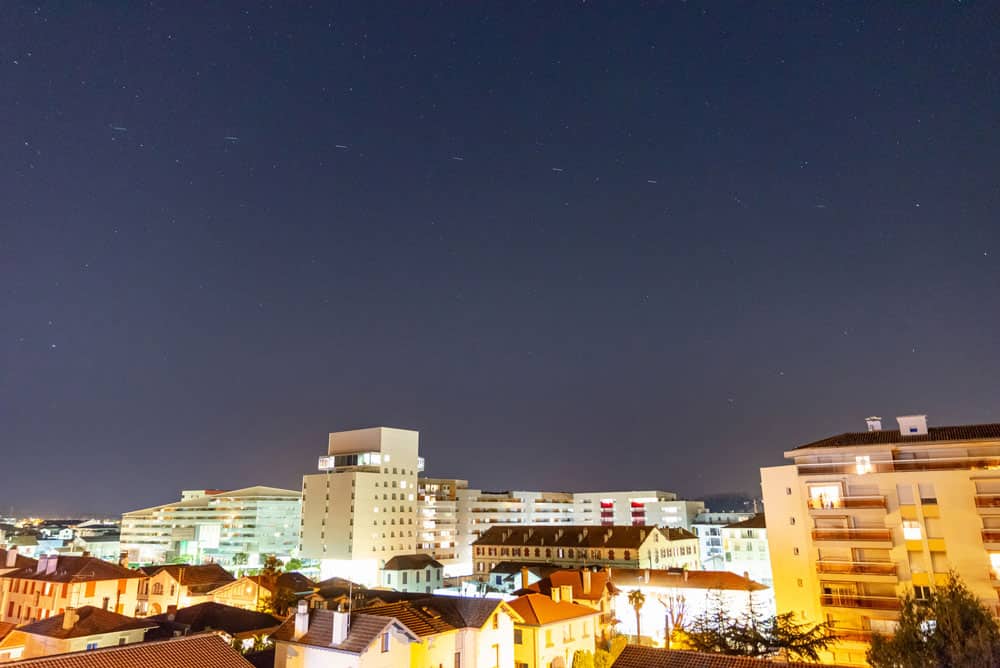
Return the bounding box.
[821,594,900,611]
[811,528,893,543]
[798,454,1000,476]
[833,629,874,643]
[983,530,1000,545]
[976,495,1000,509]
[807,496,887,511]
[816,561,897,576]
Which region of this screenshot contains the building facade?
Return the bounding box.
[761,415,1000,666]
[690,510,756,570]
[720,514,772,587]
[416,477,466,574]
[508,593,602,668]
[300,427,422,587]
[121,486,301,567]
[380,554,444,593]
[573,492,705,529]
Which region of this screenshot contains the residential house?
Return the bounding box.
[138,563,235,616]
[0,556,143,624]
[508,593,602,668]
[380,554,443,593]
[720,514,771,587]
[209,572,315,613]
[488,563,559,594]
[360,595,522,668]
[271,602,419,668]
[2,633,254,667]
[8,606,157,659]
[146,602,282,651]
[516,568,617,638]
[608,569,769,647]
[472,526,699,576]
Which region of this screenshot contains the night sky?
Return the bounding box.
[3,3,999,516]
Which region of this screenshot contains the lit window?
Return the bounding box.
[903,520,922,540]
[808,485,841,509]
[856,455,874,475]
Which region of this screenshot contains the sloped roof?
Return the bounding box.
[724,514,766,530]
[362,595,508,633]
[521,568,618,600]
[18,607,156,639]
[4,634,253,667]
[213,572,315,596]
[4,557,141,583]
[612,645,852,668]
[793,423,1000,450]
[473,525,670,549]
[610,568,766,592]
[272,609,411,653]
[142,563,235,592]
[0,622,17,641]
[508,594,600,626]
[146,602,282,640]
[0,549,38,571]
[383,554,443,571]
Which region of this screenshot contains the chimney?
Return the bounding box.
[560,584,573,605]
[331,603,350,645]
[644,569,650,584]
[521,566,530,590]
[897,415,928,436]
[4,547,16,568]
[684,569,689,582]
[81,551,91,559]
[166,605,177,622]
[62,607,78,631]
[293,600,309,641]
[36,555,48,574]
[46,556,57,575]
[582,569,592,594]
[865,416,882,432]
[552,586,561,603]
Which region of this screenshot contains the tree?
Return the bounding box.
[284,558,303,571]
[571,650,595,668]
[260,554,283,577]
[595,634,628,668]
[657,593,687,649]
[868,574,1000,668]
[259,588,298,616]
[627,590,646,644]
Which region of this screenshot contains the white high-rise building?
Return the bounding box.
[299,427,423,587]
[573,491,705,528]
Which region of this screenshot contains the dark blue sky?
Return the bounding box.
[2,3,998,515]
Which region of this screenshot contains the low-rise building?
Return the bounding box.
[690,510,756,570]
[61,536,121,563]
[137,563,235,616]
[472,526,699,576]
[508,593,602,668]
[121,486,301,568]
[209,572,315,613]
[380,554,443,593]
[0,555,143,624]
[10,606,157,659]
[517,568,618,638]
[146,601,282,651]
[271,603,420,668]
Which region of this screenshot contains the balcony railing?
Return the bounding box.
[821,594,900,611]
[976,495,1000,508]
[807,496,887,510]
[816,561,897,576]
[833,629,874,643]
[983,530,1000,543]
[798,454,1000,476]
[812,528,892,542]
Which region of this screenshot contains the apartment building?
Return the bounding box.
[761,414,1000,666]
[0,555,143,624]
[573,492,705,529]
[720,514,772,586]
[120,486,301,567]
[472,526,699,576]
[690,510,756,570]
[299,427,423,587]
[416,477,466,573]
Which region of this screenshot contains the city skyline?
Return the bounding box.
[3,3,999,515]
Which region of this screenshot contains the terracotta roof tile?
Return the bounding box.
[521,569,617,600]
[612,646,852,668]
[508,594,600,626]
[610,568,767,592]
[723,514,766,530]
[3,557,140,583]
[362,596,504,633]
[794,423,1000,450]
[272,609,400,653]
[18,607,156,640]
[5,633,253,668]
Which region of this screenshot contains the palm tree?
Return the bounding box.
[627,589,646,644]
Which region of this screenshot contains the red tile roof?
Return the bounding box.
[612,646,852,668]
[272,609,408,653]
[610,568,767,592]
[3,557,140,583]
[141,564,235,593]
[508,594,600,626]
[4,633,253,667]
[520,568,617,600]
[723,514,766,530]
[794,422,1000,450]
[145,602,282,640]
[18,607,156,639]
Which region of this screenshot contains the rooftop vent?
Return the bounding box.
[865,416,883,432]
[897,415,928,436]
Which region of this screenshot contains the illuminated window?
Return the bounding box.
[903,521,922,540]
[855,455,874,475]
[809,485,841,509]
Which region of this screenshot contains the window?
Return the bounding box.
[903,521,922,540]
[914,585,932,601]
[86,643,98,651]
[402,572,408,585]
[381,632,390,652]
[454,651,462,668]
[545,629,553,647]
[855,455,874,475]
[85,581,96,598]
[514,629,523,644]
[793,547,800,555]
[492,614,499,630]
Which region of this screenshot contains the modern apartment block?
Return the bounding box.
[416,477,466,574]
[720,514,771,586]
[120,487,301,568]
[690,510,756,570]
[761,415,1000,666]
[573,491,705,529]
[299,427,423,587]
